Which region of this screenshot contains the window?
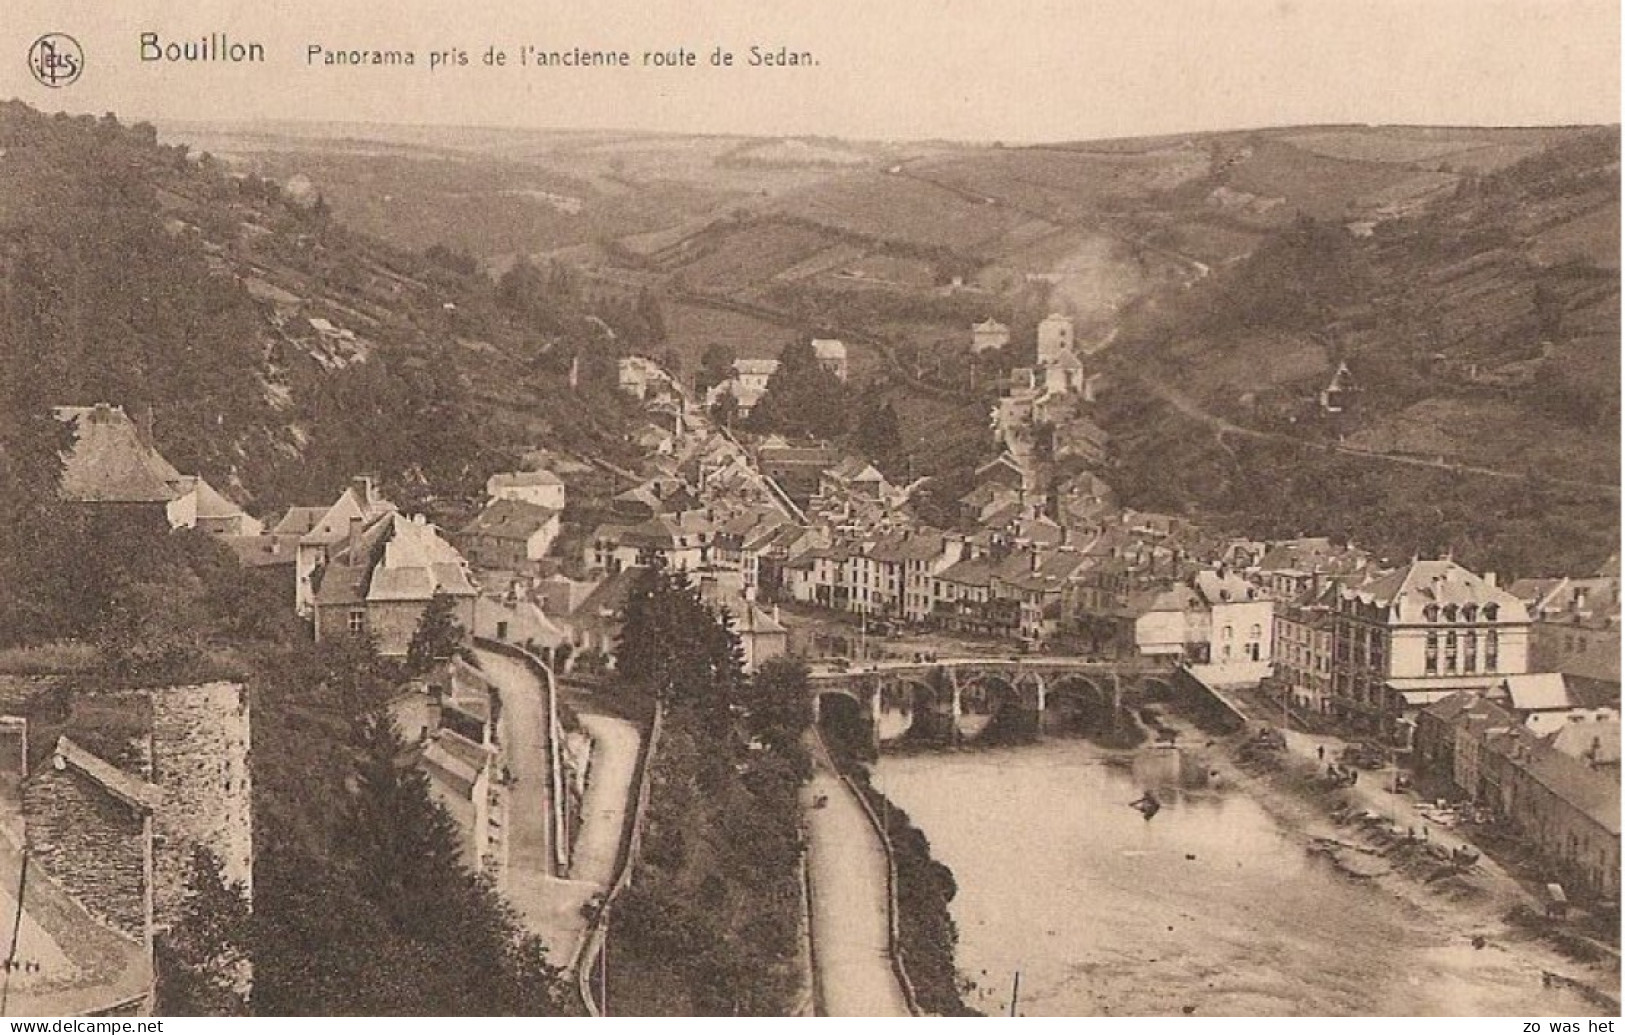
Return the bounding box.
[347,609,365,635]
[1250,624,1262,640]
[1486,630,1499,671]
[1483,604,1499,622]
[1223,625,1234,641]
[1424,604,1440,622]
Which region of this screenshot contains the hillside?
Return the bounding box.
[77,113,1619,577]
[1096,128,1620,577]
[0,101,651,521]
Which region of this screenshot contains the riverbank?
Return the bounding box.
[874,733,1609,1016]
[1163,714,1621,1012]
[820,726,978,1016]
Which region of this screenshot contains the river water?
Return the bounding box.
[873,741,1596,1017]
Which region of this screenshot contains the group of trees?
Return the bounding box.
[608,567,814,1014]
[741,338,851,441]
[497,257,667,355]
[728,337,903,469]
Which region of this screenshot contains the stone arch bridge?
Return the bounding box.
[808,658,1179,749]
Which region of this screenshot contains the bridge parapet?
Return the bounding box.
[809,656,1176,749]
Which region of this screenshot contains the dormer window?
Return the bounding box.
[1483,603,1499,622]
[1423,604,1440,622]
[1443,604,1458,622]
[1462,604,1478,623]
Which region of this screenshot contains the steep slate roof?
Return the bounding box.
[271,506,327,537]
[1500,673,1574,713]
[1511,739,1622,836]
[488,470,562,490]
[316,511,475,605]
[1193,569,1263,606]
[188,476,249,520]
[459,499,559,542]
[1420,689,1490,726]
[1347,558,1528,624]
[868,530,949,565]
[936,555,989,585]
[300,480,397,546]
[55,405,184,503]
[1548,721,1622,766]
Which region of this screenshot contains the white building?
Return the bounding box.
[971,319,1010,353]
[486,470,566,511]
[1036,314,1075,367]
[812,339,849,382]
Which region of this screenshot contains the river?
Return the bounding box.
[873,741,1597,1017]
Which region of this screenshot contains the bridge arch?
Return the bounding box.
[875,676,937,744]
[816,690,875,761]
[954,673,1019,741]
[1043,673,1117,734]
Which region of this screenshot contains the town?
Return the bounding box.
[26,303,1617,1014]
[0,94,1615,1018]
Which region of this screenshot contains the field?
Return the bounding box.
[1527,202,1621,270]
[663,299,800,370]
[1224,139,1457,222]
[771,171,1032,254]
[668,220,837,293]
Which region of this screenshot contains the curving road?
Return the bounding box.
[571,713,642,886]
[802,734,913,1017]
[476,648,643,969]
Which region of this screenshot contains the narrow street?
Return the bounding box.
[475,648,650,970]
[803,735,913,1017]
[474,648,591,966]
[571,712,643,885]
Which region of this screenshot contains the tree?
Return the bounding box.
[740,657,813,765]
[744,338,850,440]
[616,568,744,736]
[695,342,736,394]
[854,399,903,459]
[709,388,739,430]
[156,846,252,1016]
[404,592,472,677]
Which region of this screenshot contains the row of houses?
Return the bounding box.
[1416,687,1619,901]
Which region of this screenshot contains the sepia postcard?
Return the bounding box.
[0,0,1618,1021]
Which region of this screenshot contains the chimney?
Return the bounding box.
[348,515,362,560]
[1483,571,1497,589]
[351,475,373,508]
[138,403,156,447]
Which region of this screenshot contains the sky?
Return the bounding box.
[2,0,1619,143]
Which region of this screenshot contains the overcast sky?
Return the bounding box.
[4,0,1619,142]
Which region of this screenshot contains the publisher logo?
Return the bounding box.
[28,33,83,88]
